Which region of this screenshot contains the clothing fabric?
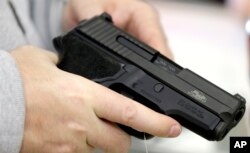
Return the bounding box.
[0,0,65,153]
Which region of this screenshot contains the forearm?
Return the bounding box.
[0,50,25,153]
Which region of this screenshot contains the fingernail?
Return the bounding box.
[169,125,181,137]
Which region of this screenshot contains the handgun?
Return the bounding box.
[53,13,246,141]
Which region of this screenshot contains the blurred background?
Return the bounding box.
[129,0,250,153]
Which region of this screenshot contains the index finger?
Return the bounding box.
[111,1,173,59]
[84,78,181,138]
[131,4,173,59]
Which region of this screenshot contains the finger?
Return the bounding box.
[73,0,103,20]
[128,3,173,59]
[43,50,59,65]
[109,1,173,59]
[83,78,181,138]
[87,118,131,153]
[62,89,131,153]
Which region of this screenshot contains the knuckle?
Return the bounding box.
[68,92,86,104]
[55,78,92,110]
[122,104,137,126]
[137,1,159,17]
[66,91,90,109]
[68,121,88,137]
[57,80,86,103]
[138,1,154,11]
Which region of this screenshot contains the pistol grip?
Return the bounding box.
[55,32,154,139]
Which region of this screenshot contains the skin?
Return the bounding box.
[15,0,180,153]
[63,0,173,58]
[230,0,250,18]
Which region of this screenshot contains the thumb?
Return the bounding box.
[11,46,59,65]
[43,50,59,65]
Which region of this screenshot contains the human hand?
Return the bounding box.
[227,0,250,18]
[11,46,181,153]
[63,0,173,59]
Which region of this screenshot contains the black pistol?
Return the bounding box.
[53,13,246,141]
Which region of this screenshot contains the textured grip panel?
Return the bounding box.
[57,33,121,79]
